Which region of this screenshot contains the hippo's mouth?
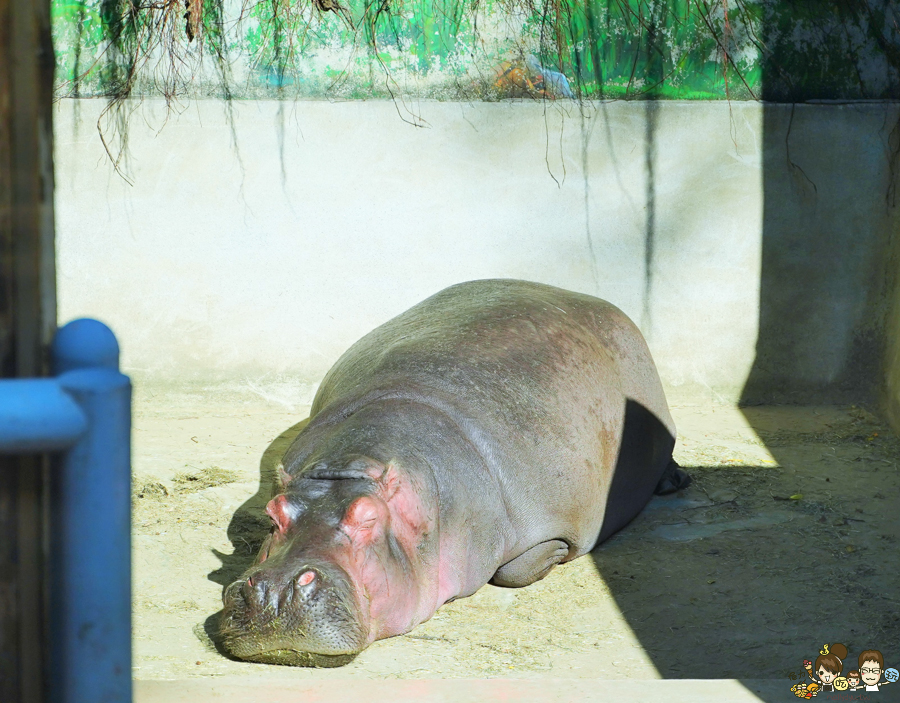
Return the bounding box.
[218,576,368,667]
[238,647,358,668]
[217,612,365,667]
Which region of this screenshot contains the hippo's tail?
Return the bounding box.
[653,459,692,495]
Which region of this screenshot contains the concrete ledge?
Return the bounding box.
[136,678,791,703]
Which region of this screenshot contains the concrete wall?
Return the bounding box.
[53,99,900,407]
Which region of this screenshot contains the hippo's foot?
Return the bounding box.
[490,539,570,588]
[654,459,692,495]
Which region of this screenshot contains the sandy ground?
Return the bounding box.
[131,386,900,687]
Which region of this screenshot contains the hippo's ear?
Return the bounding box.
[275,461,292,490]
[341,496,386,546]
[266,494,294,533]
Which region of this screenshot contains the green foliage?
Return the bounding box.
[50,0,900,100]
[519,0,763,99]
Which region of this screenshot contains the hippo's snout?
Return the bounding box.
[219,561,367,667]
[240,567,319,617]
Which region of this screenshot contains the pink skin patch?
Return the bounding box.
[258,496,291,567]
[436,537,465,605]
[330,463,442,642]
[266,494,293,534]
[257,460,445,645]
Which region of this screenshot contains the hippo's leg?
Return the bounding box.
[654,459,692,495]
[489,540,570,588]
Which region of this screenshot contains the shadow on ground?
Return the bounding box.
[590,407,900,702]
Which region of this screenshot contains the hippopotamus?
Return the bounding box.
[219,279,688,666]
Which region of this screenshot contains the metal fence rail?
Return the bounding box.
[0,318,132,703]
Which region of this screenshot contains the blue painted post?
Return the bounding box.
[49,319,132,703]
[0,380,87,453]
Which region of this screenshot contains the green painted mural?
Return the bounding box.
[52,0,900,101]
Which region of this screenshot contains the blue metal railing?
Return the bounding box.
[1,318,132,703]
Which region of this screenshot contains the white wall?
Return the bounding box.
[53,99,897,405]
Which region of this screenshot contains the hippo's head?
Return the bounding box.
[218,456,438,667]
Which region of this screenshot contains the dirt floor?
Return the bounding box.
[131,385,900,685]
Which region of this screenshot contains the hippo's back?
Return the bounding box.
[310,279,675,558]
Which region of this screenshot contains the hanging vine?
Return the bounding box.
[50,0,900,169]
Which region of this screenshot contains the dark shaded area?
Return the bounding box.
[760,0,900,102]
[739,19,900,693]
[745,1,900,406]
[0,0,57,699]
[0,457,47,703]
[741,103,898,406]
[597,399,675,544]
[744,3,900,405]
[589,410,900,698]
[589,458,900,689]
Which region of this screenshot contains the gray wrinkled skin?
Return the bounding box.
[219,279,677,666]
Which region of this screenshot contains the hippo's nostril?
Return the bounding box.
[250,578,281,613]
[298,570,316,587]
[241,573,276,610]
